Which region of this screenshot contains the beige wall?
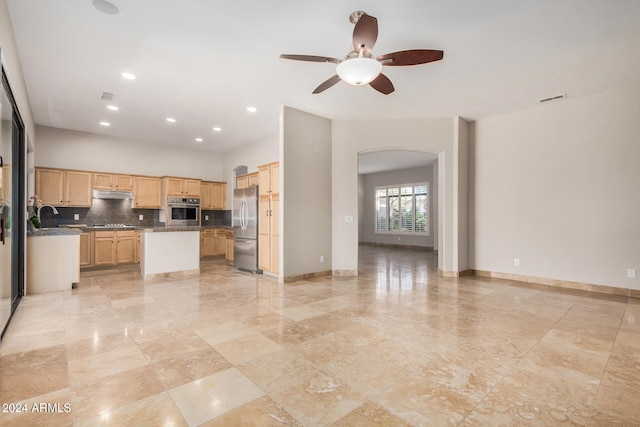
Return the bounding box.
[331,117,469,274]
[470,83,640,290]
[222,130,278,204]
[34,126,224,181]
[281,106,332,278]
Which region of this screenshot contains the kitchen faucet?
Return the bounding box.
[37,204,59,219]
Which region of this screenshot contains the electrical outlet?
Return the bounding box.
[344,216,353,223]
[138,214,144,220]
[320,255,324,263]
[74,214,79,220]
[514,258,520,266]
[205,215,209,220]
[628,268,636,279]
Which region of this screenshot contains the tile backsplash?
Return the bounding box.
[39,199,161,228]
[201,210,231,227]
[38,199,232,228]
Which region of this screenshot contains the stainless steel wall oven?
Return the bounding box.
[167,197,200,226]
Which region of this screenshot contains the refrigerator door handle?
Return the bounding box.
[240,198,244,231]
[241,197,247,231]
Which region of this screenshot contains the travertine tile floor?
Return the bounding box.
[1,246,639,426]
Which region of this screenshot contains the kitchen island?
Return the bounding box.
[27,228,82,294]
[139,226,201,279]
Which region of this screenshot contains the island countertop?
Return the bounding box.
[27,228,83,237]
[140,226,204,233]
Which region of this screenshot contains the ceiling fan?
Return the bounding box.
[280,11,444,95]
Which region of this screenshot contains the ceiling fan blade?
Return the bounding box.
[369,73,394,95]
[353,13,378,55]
[377,49,444,66]
[313,75,342,94]
[280,54,341,64]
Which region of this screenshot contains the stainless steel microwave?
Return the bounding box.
[167,197,200,226]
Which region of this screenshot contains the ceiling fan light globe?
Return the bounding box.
[336,57,382,86]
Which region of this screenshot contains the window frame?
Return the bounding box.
[374,182,429,236]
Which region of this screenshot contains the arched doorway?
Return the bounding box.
[357,149,440,281]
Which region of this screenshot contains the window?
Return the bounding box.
[375,183,428,235]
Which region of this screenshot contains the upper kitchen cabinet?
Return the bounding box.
[93,173,134,191]
[258,162,279,197]
[162,177,201,197]
[236,172,259,190]
[201,181,227,210]
[133,176,161,208]
[36,168,92,207]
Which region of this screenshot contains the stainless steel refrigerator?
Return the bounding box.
[233,186,262,273]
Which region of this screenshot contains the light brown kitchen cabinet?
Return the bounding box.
[201,181,226,210]
[134,176,162,208]
[116,231,135,264]
[94,231,116,266]
[162,177,201,197]
[258,162,279,198]
[36,168,92,207]
[66,171,93,206]
[36,168,64,205]
[200,228,226,257]
[93,230,135,266]
[93,173,134,191]
[236,175,248,190]
[236,172,258,190]
[79,231,93,267]
[258,161,279,274]
[134,231,141,263]
[225,230,234,263]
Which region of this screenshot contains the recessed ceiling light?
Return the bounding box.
[166,117,176,123]
[121,72,136,80]
[92,0,120,15]
[99,121,110,126]
[246,106,257,113]
[195,138,203,143]
[107,105,119,111]
[213,127,222,132]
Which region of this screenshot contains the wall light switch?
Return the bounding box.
[139,214,144,221]
[345,216,353,223]
[628,268,636,279]
[73,214,79,220]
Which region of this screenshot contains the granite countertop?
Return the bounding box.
[141,226,204,233]
[52,224,233,233]
[27,228,83,237]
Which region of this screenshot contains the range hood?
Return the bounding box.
[92,189,135,200]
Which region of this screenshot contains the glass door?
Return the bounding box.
[1,58,26,339]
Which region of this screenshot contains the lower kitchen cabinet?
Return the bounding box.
[225,230,234,263]
[93,230,136,266]
[200,228,226,258]
[134,231,141,263]
[79,231,93,267]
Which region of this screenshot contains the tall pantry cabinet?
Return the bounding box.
[258,162,279,274]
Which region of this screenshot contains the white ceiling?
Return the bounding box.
[6,0,640,160]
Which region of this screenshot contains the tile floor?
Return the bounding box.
[1,246,639,426]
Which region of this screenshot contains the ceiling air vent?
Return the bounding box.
[101,91,115,101]
[538,93,567,103]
